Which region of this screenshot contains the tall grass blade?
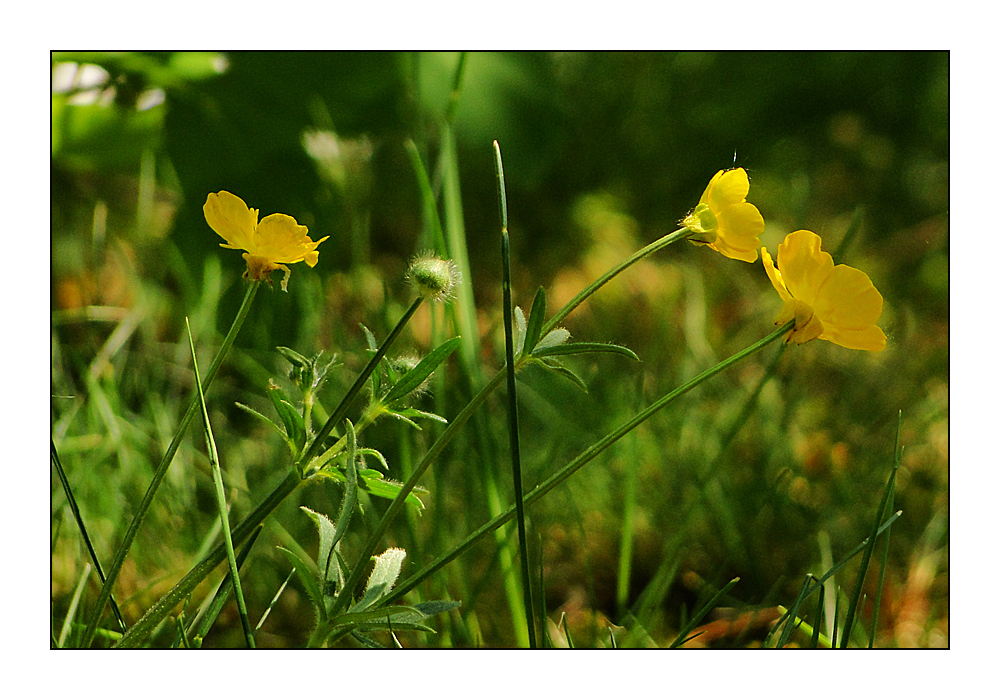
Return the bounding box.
[495,140,536,648]
[187,318,255,649]
[51,441,126,633]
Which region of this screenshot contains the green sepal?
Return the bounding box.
[533,341,640,361]
[383,337,461,405]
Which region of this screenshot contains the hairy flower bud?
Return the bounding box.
[407,253,459,301]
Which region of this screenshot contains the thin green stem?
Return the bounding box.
[83,281,260,648]
[187,318,255,648]
[388,321,796,604]
[541,227,690,335]
[495,140,536,648]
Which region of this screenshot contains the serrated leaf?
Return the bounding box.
[383,337,461,405]
[352,547,406,612]
[522,286,547,356]
[533,341,640,361]
[538,357,589,393]
[277,546,324,620]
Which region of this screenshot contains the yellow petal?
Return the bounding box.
[820,325,886,351]
[697,170,725,206]
[710,235,758,263]
[205,191,258,252]
[761,247,791,300]
[813,264,884,329]
[776,230,833,306]
[706,168,750,211]
[716,202,763,259]
[255,213,315,264]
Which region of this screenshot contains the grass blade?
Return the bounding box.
[669,577,740,648]
[57,562,91,648]
[51,441,127,633]
[187,318,255,649]
[495,140,536,648]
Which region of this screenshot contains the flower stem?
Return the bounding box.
[387,321,796,604]
[82,281,260,649]
[541,226,690,335]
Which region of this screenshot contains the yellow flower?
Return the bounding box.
[682,167,764,263]
[204,191,329,291]
[762,230,886,352]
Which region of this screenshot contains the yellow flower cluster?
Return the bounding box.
[683,168,885,352]
[204,191,328,292]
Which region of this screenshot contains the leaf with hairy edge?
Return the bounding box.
[351,547,407,612]
[533,342,640,361]
[383,337,461,405]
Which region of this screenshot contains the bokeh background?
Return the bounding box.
[51,51,947,647]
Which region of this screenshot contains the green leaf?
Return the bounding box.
[533,342,640,361]
[352,547,406,612]
[394,407,449,425]
[300,507,342,600]
[522,286,547,356]
[276,346,310,369]
[383,337,461,405]
[266,381,305,456]
[537,357,589,393]
[535,327,570,352]
[359,474,426,510]
[277,546,324,621]
[360,324,382,397]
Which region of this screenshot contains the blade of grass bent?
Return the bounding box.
[187,318,255,648]
[496,140,537,648]
[51,441,127,633]
[83,280,260,648]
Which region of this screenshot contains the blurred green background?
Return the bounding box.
[51,51,947,647]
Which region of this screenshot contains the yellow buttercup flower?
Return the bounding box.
[204,191,329,291]
[762,230,886,351]
[682,167,764,263]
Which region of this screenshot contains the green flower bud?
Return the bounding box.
[407,253,459,302]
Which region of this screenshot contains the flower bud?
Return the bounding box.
[407,253,459,302]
